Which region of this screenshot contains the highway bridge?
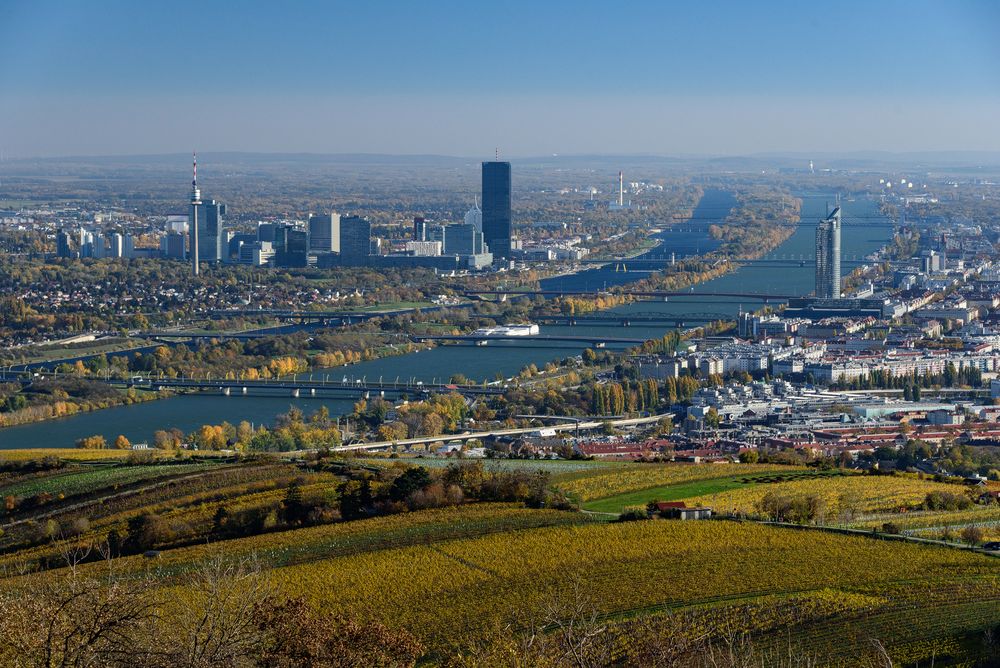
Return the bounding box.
[465,289,797,301]
[579,257,870,268]
[207,305,469,324]
[135,328,307,341]
[208,309,382,324]
[411,334,650,347]
[113,375,503,397]
[286,414,670,453]
[533,312,729,327]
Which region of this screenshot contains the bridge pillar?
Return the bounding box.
[291,389,300,398]
[310,388,316,396]
[222,387,230,396]
[242,387,247,395]
[363,391,370,400]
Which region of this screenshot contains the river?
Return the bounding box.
[538,188,732,292]
[0,193,892,449]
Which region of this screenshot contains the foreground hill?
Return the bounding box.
[1,453,998,666]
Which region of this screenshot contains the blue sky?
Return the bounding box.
[1,0,999,157]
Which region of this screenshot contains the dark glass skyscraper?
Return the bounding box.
[197,200,227,263]
[481,161,511,259]
[340,215,372,266]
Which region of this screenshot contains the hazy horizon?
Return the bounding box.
[2,0,999,158]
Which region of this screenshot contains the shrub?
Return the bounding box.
[923,491,973,512]
[961,525,985,546]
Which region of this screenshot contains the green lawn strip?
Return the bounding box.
[581,470,848,514]
[582,477,752,513]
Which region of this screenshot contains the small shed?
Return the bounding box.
[651,501,713,520]
[671,506,713,520]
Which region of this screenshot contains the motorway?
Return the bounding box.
[411,334,650,346]
[308,413,669,453]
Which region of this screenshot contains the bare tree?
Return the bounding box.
[0,541,161,668]
[152,554,273,668]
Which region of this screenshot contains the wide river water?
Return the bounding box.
[0,193,891,448]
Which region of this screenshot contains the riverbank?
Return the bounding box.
[0,194,893,450]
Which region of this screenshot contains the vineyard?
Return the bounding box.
[0,448,159,462]
[1,454,998,665]
[237,520,998,659]
[683,474,986,517]
[0,462,214,500]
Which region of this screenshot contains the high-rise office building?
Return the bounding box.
[56,231,73,258]
[96,233,108,258]
[257,222,276,244]
[163,231,187,259]
[428,224,446,247]
[339,215,371,266]
[109,232,124,258]
[815,207,842,299]
[166,216,189,235]
[309,212,341,252]
[282,229,309,267]
[464,202,482,232]
[482,161,511,260]
[444,223,488,256]
[195,199,227,264]
[229,233,255,261]
[413,216,427,242]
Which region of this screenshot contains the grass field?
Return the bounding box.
[554,462,807,502]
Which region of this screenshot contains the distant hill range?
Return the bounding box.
[4,150,1000,175]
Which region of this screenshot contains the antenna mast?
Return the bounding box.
[190,151,202,277]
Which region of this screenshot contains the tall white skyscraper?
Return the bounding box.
[815,207,842,299]
[464,200,482,233]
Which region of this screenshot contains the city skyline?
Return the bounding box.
[2,1,1000,157]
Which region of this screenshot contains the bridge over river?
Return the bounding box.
[116,375,503,398]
